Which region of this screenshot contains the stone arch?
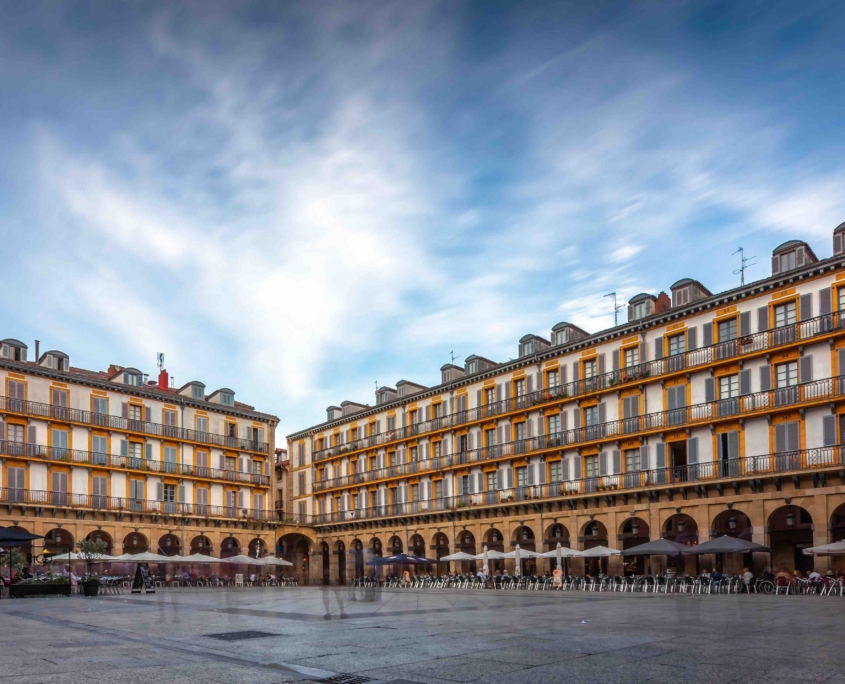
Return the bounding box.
[86,530,113,555]
[768,505,814,574]
[158,533,181,556]
[409,534,426,557]
[512,525,536,549]
[545,522,571,550]
[387,535,403,554]
[369,536,383,557]
[830,503,845,543]
[190,535,213,555]
[350,538,365,579]
[619,517,650,575]
[319,541,330,586]
[7,525,34,563]
[276,533,312,584]
[662,514,698,545]
[335,539,347,585]
[455,529,475,552]
[220,535,241,559]
[123,531,148,555]
[712,510,753,540]
[43,528,74,555]
[581,520,608,546]
[248,538,266,558]
[484,527,505,550]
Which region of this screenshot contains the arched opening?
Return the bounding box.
[709,510,754,573]
[434,532,454,574]
[336,541,346,585]
[582,521,608,576]
[43,528,74,556]
[387,536,403,555]
[619,518,650,575]
[320,542,330,585]
[220,536,240,559]
[123,532,148,555]
[484,528,505,573]
[544,523,571,575]
[409,534,425,573]
[512,526,536,575]
[769,505,814,574]
[663,514,699,574]
[351,539,364,579]
[830,505,845,572]
[158,534,181,556]
[86,530,113,555]
[248,538,265,559]
[190,535,213,555]
[277,533,313,584]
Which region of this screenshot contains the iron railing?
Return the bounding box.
[313,374,841,492]
[0,441,270,485]
[0,396,269,453]
[313,310,843,461]
[313,444,844,524]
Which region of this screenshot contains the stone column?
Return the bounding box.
[308,551,322,585]
[346,550,357,585]
[329,547,340,586]
[812,493,830,574]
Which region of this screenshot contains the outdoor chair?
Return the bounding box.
[774,576,791,594]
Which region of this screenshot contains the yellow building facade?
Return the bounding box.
[289,224,845,585]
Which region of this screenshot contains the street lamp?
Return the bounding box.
[728,517,737,531]
[786,511,795,528]
[631,521,639,536]
[677,520,685,533]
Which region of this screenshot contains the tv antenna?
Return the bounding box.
[732,247,757,286]
[604,292,623,326]
[449,350,461,365]
[156,352,165,372]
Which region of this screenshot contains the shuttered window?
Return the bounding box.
[718,319,737,342]
[549,461,562,482]
[625,449,639,472]
[624,347,639,368]
[668,333,685,356]
[776,361,798,388]
[585,455,599,478]
[583,359,597,379]
[774,301,796,328]
[719,375,739,399]
[547,369,559,389]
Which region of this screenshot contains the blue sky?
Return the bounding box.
[2,1,845,439]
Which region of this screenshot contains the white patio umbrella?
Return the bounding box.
[256,555,293,567]
[48,552,118,562]
[172,553,224,563]
[514,544,521,576]
[538,545,582,559]
[503,548,542,558]
[803,540,845,556]
[122,552,174,563]
[579,545,621,557]
[439,552,476,562]
[473,548,508,560]
[221,554,264,565]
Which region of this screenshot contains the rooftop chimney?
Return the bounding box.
[158,369,169,390]
[35,340,39,361]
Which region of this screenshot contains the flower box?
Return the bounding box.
[10,583,72,598]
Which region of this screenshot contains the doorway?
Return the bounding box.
[669,441,687,482]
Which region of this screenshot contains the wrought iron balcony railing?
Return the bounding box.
[313,444,843,524]
[0,396,269,453]
[314,310,843,462]
[0,441,270,485]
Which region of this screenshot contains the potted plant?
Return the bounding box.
[77,537,108,597]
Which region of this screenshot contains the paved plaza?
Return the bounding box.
[1,587,844,684]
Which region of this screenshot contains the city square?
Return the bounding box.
[1,587,843,684]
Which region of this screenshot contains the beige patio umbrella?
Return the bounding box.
[255,555,293,567]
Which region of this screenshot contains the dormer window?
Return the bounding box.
[220,391,234,406]
[124,372,142,387]
[1,340,27,362]
[552,330,568,346]
[627,294,656,323]
[466,360,479,375]
[41,351,70,372]
[520,340,534,357]
[771,240,817,275]
[192,385,204,400]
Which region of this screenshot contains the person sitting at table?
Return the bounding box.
[792,569,804,580]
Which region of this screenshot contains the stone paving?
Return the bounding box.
[1,586,844,683]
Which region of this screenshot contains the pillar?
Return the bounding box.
[329,547,340,586]
[345,550,357,585]
[308,551,322,585]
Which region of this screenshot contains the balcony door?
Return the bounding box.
[51,471,68,506]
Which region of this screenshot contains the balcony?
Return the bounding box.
[0,441,270,486]
[312,444,844,525]
[0,396,269,453]
[0,488,275,521]
[313,310,842,462]
[312,374,842,493]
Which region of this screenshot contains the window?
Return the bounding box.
[163,446,178,472]
[410,484,419,501]
[668,334,685,356]
[521,340,534,356]
[432,403,441,419]
[7,423,24,444]
[631,301,651,320]
[410,446,418,462]
[780,250,797,273]
[7,466,24,500]
[51,429,68,458]
[92,435,108,465]
[433,441,441,458]
[776,361,798,388]
[485,428,496,447]
[514,379,525,397]
[547,369,559,390]
[225,456,236,471]
[584,405,598,426]
[191,384,204,399]
[298,472,306,494]
[434,480,443,499]
[514,422,526,441]
[550,461,562,482]
[128,442,143,460]
[467,360,479,375]
[129,404,142,422]
[387,415,396,431]
[252,460,263,476]
[774,301,796,328]
[719,374,739,399]
[585,455,599,478]
[163,484,176,502]
[124,372,142,387]
[553,329,567,346]
[196,416,208,434]
[92,475,107,508]
[91,396,107,426]
[516,466,527,487]
[350,426,358,441]
[461,476,470,494]
[487,471,497,490]
[458,435,467,452]
[625,449,639,472]
[299,502,306,520]
[485,388,495,406]
[624,347,639,368]
[839,287,845,311]
[220,392,234,407]
[718,319,737,343]
[583,359,597,379]
[547,413,560,435]
[298,443,305,467]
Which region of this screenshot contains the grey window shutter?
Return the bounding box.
[820,287,832,315]
[687,327,697,350]
[144,406,151,423]
[799,355,813,384]
[467,432,473,450]
[527,465,535,485]
[572,456,581,479]
[122,402,128,418]
[760,365,771,391]
[598,354,606,375]
[560,365,567,384]
[728,431,740,459]
[536,372,542,392]
[537,416,544,435]
[656,442,666,469]
[704,378,715,403]
[506,467,513,489]
[687,437,698,464]
[539,463,546,484]
[612,350,620,371]
[561,410,567,430]
[612,450,621,474]
[477,472,483,492]
[526,419,533,438]
[574,410,580,429]
[622,397,631,419]
[476,390,482,408]
[178,484,185,502]
[654,337,664,359]
[599,452,607,476]
[156,482,163,501]
[740,369,751,396]
[774,424,786,453]
[0,420,4,441]
[402,412,406,427]
[823,414,837,446]
[28,425,36,444]
[717,434,724,460]
[145,443,152,459]
[639,342,646,363]
[496,470,503,490]
[497,426,503,445]
[424,443,430,459]
[639,445,648,470]
[772,254,781,275]
[740,311,751,337]
[758,306,769,332]
[839,349,845,377]
[800,293,813,321]
[505,382,511,400]
[238,491,244,508]
[527,375,533,394]
[121,439,128,456]
[836,233,844,255]
[496,384,502,403]
[703,324,713,348]
[425,406,430,422]
[598,402,606,423]
[572,362,579,382]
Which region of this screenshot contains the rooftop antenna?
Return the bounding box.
[732,247,757,286]
[604,292,623,326]
[156,352,165,372]
[449,350,461,365]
